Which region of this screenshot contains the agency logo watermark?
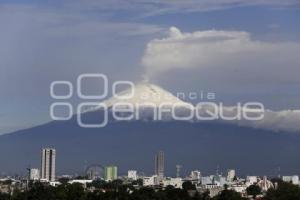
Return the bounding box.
[50,73,265,128]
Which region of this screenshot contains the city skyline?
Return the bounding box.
[1,147,299,199]
[4,148,296,180]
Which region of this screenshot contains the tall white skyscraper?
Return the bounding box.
[41,148,56,181]
[155,151,164,182]
[227,169,236,182]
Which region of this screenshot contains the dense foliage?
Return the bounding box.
[0,180,299,200]
[246,184,261,198]
[263,182,300,200]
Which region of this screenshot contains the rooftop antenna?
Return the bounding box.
[26,164,31,182]
[83,160,87,175]
[216,165,220,176]
[26,165,31,199]
[176,165,182,178]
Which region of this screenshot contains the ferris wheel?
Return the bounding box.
[85,164,104,180]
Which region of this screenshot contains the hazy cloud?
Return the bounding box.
[141,26,300,132]
[71,0,300,16]
[192,104,300,132]
[0,4,165,134]
[245,109,300,133]
[142,27,300,84]
[222,107,300,133]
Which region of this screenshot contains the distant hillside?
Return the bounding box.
[0,113,299,177]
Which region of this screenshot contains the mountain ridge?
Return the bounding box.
[0,83,300,176]
[0,116,300,176]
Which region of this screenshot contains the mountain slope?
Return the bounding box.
[103,83,191,107]
[0,83,300,177]
[0,118,300,177]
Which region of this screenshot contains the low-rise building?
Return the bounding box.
[190,170,201,182]
[128,170,138,180]
[230,183,247,194]
[68,179,93,188]
[143,176,157,186]
[246,176,258,186]
[163,177,182,188]
[29,168,40,181]
[201,176,213,185]
[282,175,299,185]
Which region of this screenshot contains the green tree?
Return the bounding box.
[132,179,143,186]
[65,183,86,200]
[164,186,191,200]
[0,192,10,200]
[25,182,56,200]
[213,188,246,200]
[246,184,261,198]
[264,182,300,200]
[182,181,196,191]
[193,190,210,200]
[54,184,68,200]
[130,187,156,200]
[87,179,106,189]
[58,177,70,185]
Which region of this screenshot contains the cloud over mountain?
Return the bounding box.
[142,27,300,84]
[220,107,300,133]
[244,109,300,133]
[140,27,300,132]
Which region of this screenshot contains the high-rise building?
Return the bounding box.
[41,148,56,181]
[190,170,201,180]
[128,170,137,180]
[155,151,164,182]
[227,169,236,182]
[29,168,40,180]
[104,166,118,181]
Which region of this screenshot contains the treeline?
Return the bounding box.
[0,180,300,200]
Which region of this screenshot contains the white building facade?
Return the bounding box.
[227,169,236,182]
[163,178,183,188]
[190,170,201,181]
[143,176,157,186]
[128,170,138,180]
[282,175,299,185]
[30,168,40,180]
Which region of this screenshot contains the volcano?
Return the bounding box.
[79,82,194,125]
[103,83,191,107]
[0,83,300,177]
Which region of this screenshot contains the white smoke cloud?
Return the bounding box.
[141,27,300,133]
[142,27,300,84]
[244,109,300,133]
[189,104,300,133]
[220,107,300,133]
